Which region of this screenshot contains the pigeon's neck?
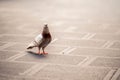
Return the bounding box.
[42,32,51,38]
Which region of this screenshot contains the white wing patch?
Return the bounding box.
[27,34,43,48]
[27,41,36,47]
[34,34,43,45]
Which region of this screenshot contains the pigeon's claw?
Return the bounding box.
[39,52,48,55]
[37,51,41,55]
[37,52,47,55]
[43,52,48,54]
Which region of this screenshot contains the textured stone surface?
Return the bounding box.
[5,43,67,54]
[45,45,68,54]
[0,0,120,79]
[33,65,110,80]
[0,61,33,76]
[52,39,106,48]
[0,51,19,60]
[91,34,120,41]
[16,53,86,65]
[4,43,28,51]
[0,35,33,43]
[53,32,86,39]
[64,25,119,33]
[0,42,6,46]
[90,57,120,68]
[117,75,120,80]
[70,48,120,57]
[109,42,120,49]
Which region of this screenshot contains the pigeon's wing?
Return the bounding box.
[27,34,43,49]
[34,34,43,46]
[27,41,36,49]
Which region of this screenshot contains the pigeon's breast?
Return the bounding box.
[41,38,51,47]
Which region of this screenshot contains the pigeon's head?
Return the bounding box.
[43,24,49,34]
[44,24,48,29]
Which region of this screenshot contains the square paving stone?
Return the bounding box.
[0,61,34,76]
[65,24,119,33]
[73,25,107,33]
[91,34,120,41]
[0,51,20,60]
[16,53,86,65]
[4,43,29,51]
[0,28,31,35]
[0,35,33,43]
[70,48,120,57]
[109,42,120,49]
[89,57,120,68]
[33,65,110,80]
[52,39,106,48]
[52,32,86,39]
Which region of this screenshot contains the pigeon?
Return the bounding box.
[27,24,52,54]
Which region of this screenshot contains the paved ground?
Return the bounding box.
[0,0,120,80]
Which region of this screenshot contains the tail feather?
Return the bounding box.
[27,46,34,49]
[27,41,36,49]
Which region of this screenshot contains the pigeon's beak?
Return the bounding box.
[44,24,48,29]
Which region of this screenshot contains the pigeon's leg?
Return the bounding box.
[42,47,48,54]
[37,47,41,54]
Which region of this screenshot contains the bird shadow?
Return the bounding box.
[26,51,47,58]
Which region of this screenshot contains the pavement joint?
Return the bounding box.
[64,47,77,54]
[81,33,91,39]
[19,64,46,76]
[59,47,71,54]
[105,42,115,49]
[111,68,120,80]
[103,69,116,80]
[59,37,107,42]
[87,33,96,39]
[102,41,112,48]
[6,52,27,61]
[0,42,16,50]
[7,60,37,64]
[51,44,120,50]
[82,33,96,39]
[77,56,89,66]
[81,57,98,66]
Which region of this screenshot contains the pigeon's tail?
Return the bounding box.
[27,46,34,49]
[27,41,36,49]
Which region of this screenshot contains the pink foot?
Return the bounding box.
[37,52,41,55]
[40,52,48,55]
[37,52,48,55]
[43,52,48,54]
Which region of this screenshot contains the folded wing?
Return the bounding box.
[27,34,43,49]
